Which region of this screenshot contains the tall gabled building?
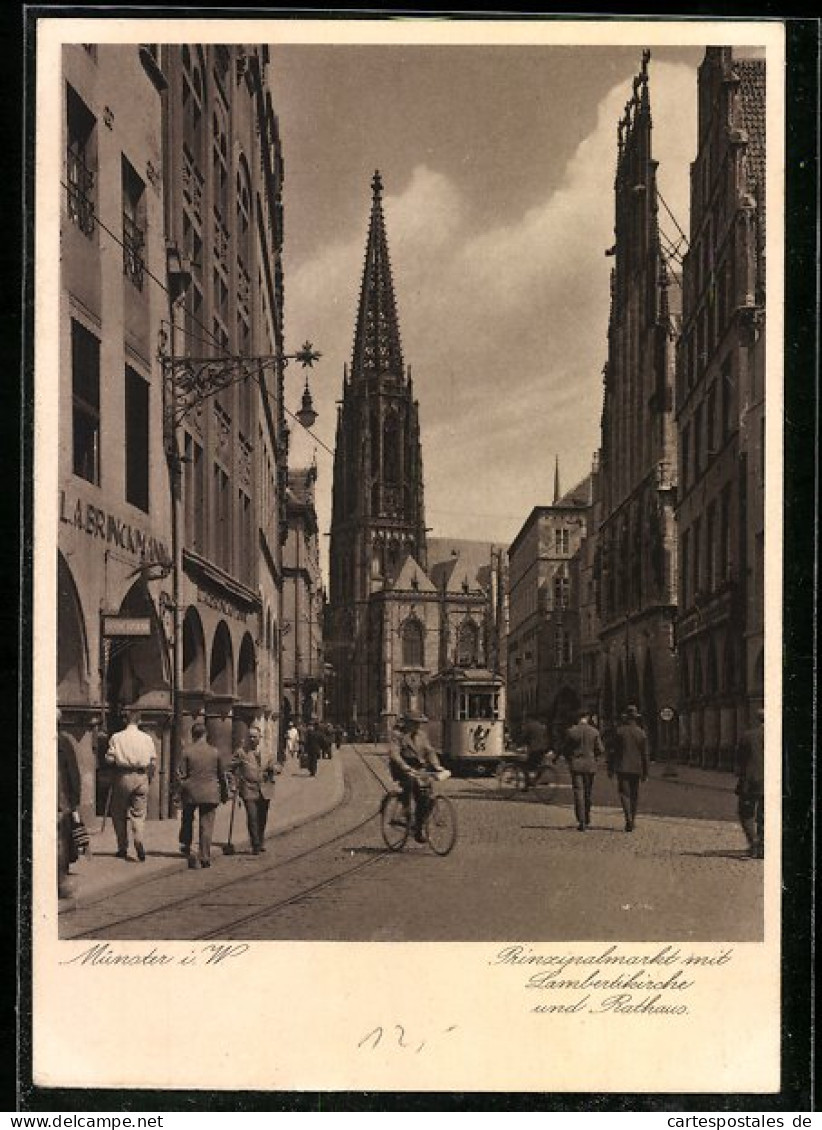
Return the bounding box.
[596,51,680,759]
[675,48,766,768]
[326,172,427,729]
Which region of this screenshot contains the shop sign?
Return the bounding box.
[60,490,170,566]
[103,615,153,638]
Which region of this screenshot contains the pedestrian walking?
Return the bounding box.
[105,707,156,861]
[736,706,765,858]
[231,723,281,854]
[560,710,604,831]
[607,705,649,832]
[177,721,229,869]
[57,709,83,899]
[303,721,325,777]
[285,721,300,761]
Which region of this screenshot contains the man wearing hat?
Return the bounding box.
[736,706,765,858]
[388,710,445,842]
[607,705,649,832]
[560,709,604,831]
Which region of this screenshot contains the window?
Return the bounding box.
[184,432,205,552]
[212,111,229,229]
[554,627,573,667]
[182,46,204,171]
[681,528,690,608]
[705,502,716,593]
[239,490,253,584]
[71,319,100,484]
[554,570,570,609]
[66,85,96,237]
[721,359,733,442]
[706,384,717,457]
[213,464,231,571]
[122,156,146,289]
[555,528,570,555]
[692,517,702,597]
[125,366,150,512]
[694,402,703,478]
[719,486,731,581]
[681,423,690,491]
[456,621,479,667]
[402,619,424,667]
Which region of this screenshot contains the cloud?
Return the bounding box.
[284,60,697,556]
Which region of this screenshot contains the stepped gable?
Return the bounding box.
[351,169,405,381]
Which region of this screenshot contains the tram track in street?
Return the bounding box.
[61,745,398,941]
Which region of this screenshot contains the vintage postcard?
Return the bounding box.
[31,14,786,1098]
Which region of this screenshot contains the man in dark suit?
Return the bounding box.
[177,721,228,868]
[232,723,281,854]
[561,710,604,831]
[736,706,765,858]
[608,704,650,832]
[304,722,326,777]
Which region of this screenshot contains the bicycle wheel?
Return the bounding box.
[533,764,559,804]
[426,797,458,856]
[380,794,409,851]
[497,763,522,791]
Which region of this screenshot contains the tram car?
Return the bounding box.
[426,667,506,776]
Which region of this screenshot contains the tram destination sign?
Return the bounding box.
[103,615,153,638]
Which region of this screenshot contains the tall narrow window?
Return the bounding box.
[681,528,690,608]
[721,359,733,442]
[681,423,691,491]
[213,464,230,572]
[553,569,570,609]
[66,84,96,237]
[184,432,205,552]
[719,485,731,581]
[705,501,716,592]
[71,319,101,484]
[692,517,702,598]
[706,383,717,457]
[456,621,479,667]
[694,402,703,478]
[239,490,253,584]
[401,619,423,667]
[125,366,150,512]
[122,156,146,290]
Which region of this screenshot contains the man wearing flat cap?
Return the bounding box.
[607,704,649,832]
[388,710,444,842]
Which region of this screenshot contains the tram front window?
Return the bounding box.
[468,693,495,720]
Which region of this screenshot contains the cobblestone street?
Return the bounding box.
[61,746,763,943]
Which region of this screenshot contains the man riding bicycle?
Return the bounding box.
[388,710,447,842]
[518,714,551,788]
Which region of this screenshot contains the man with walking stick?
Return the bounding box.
[231,723,281,855]
[177,721,229,869]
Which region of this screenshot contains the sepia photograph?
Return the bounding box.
[31,15,788,1097]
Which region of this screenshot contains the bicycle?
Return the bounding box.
[380,769,458,856]
[496,753,559,804]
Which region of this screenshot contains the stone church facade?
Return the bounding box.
[325,173,503,736]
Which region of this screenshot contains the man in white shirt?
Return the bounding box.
[106,707,156,861]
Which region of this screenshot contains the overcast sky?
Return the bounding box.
[268,43,707,571]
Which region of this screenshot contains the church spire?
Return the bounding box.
[351,170,405,381]
[553,455,561,504]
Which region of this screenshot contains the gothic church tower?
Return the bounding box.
[326,172,427,726]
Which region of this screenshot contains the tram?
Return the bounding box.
[425,666,506,776]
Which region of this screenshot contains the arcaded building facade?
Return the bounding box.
[596,52,679,759]
[675,48,766,768]
[57,43,289,818]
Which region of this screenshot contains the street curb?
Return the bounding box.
[60,755,347,914]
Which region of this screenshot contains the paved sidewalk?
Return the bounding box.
[60,749,345,911]
[648,758,737,792]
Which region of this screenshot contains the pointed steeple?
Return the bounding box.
[553,455,561,504]
[351,170,405,381]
